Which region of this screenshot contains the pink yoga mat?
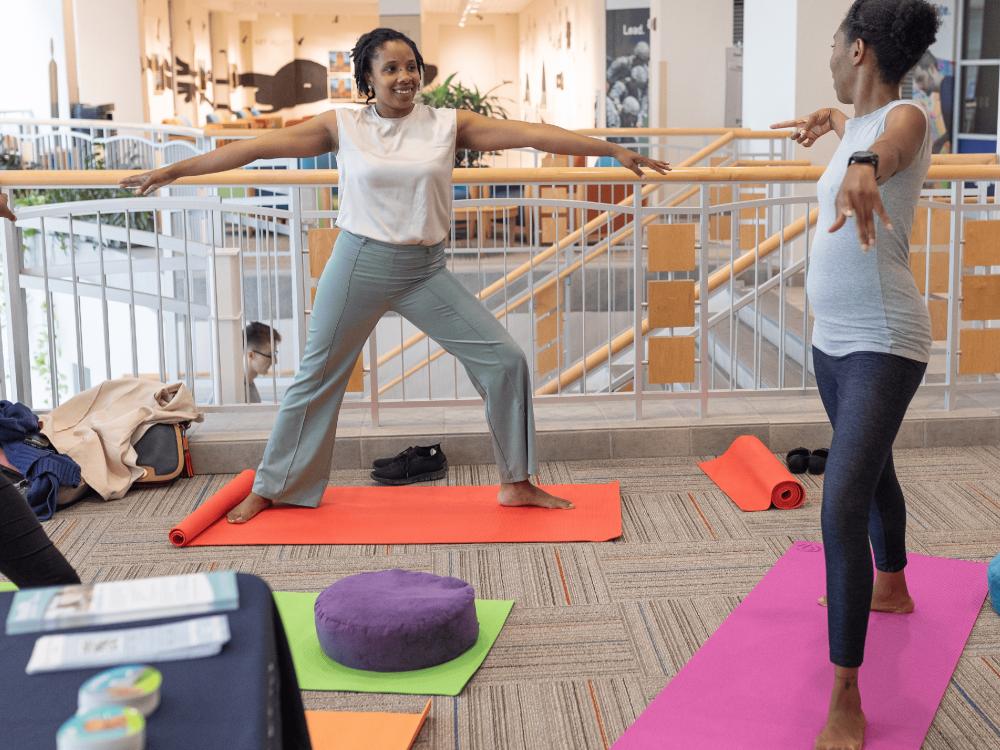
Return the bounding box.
[613,542,988,749]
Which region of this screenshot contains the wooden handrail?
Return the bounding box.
[733,159,813,167]
[4,165,997,188]
[930,153,999,165]
[534,207,820,395]
[571,128,790,139]
[198,126,796,139]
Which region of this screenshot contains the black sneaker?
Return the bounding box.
[370,444,448,485]
[372,446,416,470]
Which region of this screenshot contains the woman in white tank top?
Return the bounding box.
[770,2,941,749]
[120,29,668,520]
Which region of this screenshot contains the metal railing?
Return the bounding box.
[0,117,206,171]
[1,158,997,419]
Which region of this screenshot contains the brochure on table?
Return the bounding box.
[26,614,232,674]
[6,572,239,635]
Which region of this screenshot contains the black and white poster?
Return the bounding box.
[605,8,650,128]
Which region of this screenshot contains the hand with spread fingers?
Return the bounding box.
[610,147,671,178]
[0,194,15,222]
[770,108,845,147]
[119,167,177,196]
[828,162,892,251]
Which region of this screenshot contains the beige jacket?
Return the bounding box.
[40,378,203,500]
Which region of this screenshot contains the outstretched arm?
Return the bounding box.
[120,112,340,195]
[771,107,849,147]
[455,110,670,177]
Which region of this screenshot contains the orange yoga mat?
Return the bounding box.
[305,700,431,750]
[169,470,622,546]
[698,435,805,512]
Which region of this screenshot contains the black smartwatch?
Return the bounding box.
[847,150,880,178]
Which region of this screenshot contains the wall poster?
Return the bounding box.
[605,8,650,128]
[907,1,956,153]
[328,50,354,102]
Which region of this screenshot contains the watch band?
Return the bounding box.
[848,150,880,177]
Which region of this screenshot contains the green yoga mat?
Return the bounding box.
[0,582,17,592]
[274,592,513,695]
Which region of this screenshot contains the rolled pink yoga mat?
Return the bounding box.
[613,542,988,749]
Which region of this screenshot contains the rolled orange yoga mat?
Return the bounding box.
[169,470,621,546]
[698,435,805,511]
[169,469,256,546]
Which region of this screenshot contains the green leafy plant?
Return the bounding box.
[420,74,512,167]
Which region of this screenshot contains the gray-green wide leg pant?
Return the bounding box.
[252,230,537,506]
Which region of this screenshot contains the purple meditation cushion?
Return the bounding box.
[314,569,480,672]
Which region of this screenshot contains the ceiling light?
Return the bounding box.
[458,0,482,27]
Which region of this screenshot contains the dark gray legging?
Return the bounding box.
[813,347,926,668]
[0,474,80,588]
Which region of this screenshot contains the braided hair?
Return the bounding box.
[840,0,940,85]
[351,28,425,104]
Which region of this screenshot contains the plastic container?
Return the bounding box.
[57,706,145,750]
[78,665,161,717]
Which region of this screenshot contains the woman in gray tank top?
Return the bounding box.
[771,1,940,748]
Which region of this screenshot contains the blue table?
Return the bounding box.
[0,574,311,749]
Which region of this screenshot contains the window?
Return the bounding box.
[960,64,999,133]
[962,0,1000,60]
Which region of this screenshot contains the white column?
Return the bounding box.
[742,0,797,132]
[0,0,72,118]
[649,0,733,128]
[208,247,246,405]
[72,0,145,121]
[743,0,853,164]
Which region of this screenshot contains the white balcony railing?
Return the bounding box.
[1,154,997,420]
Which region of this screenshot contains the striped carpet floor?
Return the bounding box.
[22,446,1000,749]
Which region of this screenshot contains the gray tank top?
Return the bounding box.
[807,100,932,363]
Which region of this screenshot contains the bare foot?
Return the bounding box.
[818,570,915,613]
[815,668,866,750]
[498,480,574,509]
[226,492,273,523]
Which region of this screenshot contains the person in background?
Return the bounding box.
[245,322,281,404]
[912,51,954,153]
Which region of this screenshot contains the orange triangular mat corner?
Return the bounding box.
[170,470,621,546]
[305,699,431,750]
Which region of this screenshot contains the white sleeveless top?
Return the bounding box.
[334,103,457,245]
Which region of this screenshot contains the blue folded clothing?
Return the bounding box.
[0,400,38,442]
[0,400,82,520]
[2,441,81,520]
